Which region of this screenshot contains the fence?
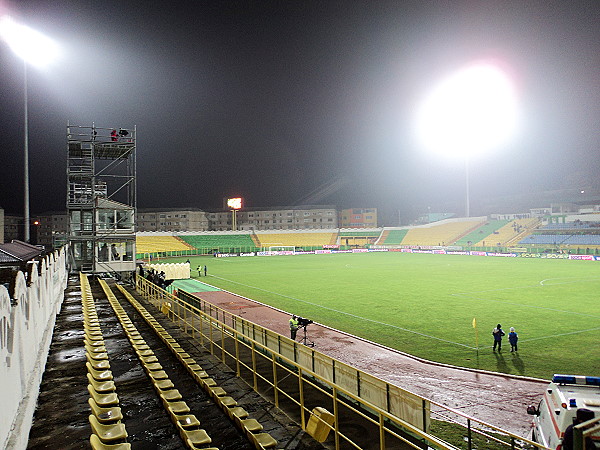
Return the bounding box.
[135,245,362,260]
[135,276,547,450]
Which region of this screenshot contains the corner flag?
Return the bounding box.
[472,318,477,328]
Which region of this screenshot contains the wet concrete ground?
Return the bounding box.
[27,276,326,449]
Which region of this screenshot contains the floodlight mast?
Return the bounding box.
[0,16,59,242]
[416,62,517,218]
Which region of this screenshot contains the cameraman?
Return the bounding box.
[289,315,299,339]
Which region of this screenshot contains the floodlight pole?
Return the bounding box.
[465,156,470,218]
[23,59,30,242]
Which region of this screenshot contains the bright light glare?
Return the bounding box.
[416,63,518,157]
[0,15,60,67]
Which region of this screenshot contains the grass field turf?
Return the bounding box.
[169,252,600,379]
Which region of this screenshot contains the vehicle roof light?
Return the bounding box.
[553,375,600,386]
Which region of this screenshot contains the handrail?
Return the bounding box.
[135,275,547,449]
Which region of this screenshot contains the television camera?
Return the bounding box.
[295,316,314,347]
[296,317,313,328]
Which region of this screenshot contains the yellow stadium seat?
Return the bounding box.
[247,431,277,449]
[239,418,263,433]
[160,389,183,401]
[175,422,211,447]
[174,414,201,429]
[88,398,123,424]
[86,356,110,371]
[86,362,113,381]
[152,379,175,390]
[227,406,248,420]
[88,385,119,407]
[88,415,127,443]
[218,396,237,408]
[90,434,131,450]
[87,374,116,393]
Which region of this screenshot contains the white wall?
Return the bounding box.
[0,247,69,450]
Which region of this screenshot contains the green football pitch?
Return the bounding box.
[169,252,600,379]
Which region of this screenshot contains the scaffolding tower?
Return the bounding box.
[66,123,136,274]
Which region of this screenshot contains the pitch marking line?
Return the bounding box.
[451,277,600,340]
[451,276,600,319]
[211,275,477,350]
[451,292,600,320]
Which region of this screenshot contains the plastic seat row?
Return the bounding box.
[114,284,278,449]
[98,279,218,450]
[80,273,131,450]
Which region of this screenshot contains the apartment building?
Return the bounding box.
[209,205,338,231]
[137,208,209,232]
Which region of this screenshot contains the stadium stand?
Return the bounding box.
[475,218,539,246]
[338,230,381,247]
[454,220,510,247]
[254,232,337,248]
[81,274,131,449]
[98,279,220,450]
[112,283,278,448]
[377,229,408,245]
[539,221,600,230]
[179,233,257,252]
[400,219,485,246]
[520,234,600,246]
[136,235,195,254]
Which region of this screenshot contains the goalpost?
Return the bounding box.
[267,245,296,253]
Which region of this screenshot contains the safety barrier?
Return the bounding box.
[136,276,455,449]
[136,276,550,450]
[0,246,69,450]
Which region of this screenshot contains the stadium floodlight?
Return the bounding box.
[416,62,518,216]
[0,15,60,242]
[0,15,60,68]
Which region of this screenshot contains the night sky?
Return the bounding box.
[1,1,599,225]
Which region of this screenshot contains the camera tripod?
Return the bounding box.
[298,324,314,347]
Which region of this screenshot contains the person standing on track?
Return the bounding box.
[492,324,505,351]
[289,315,299,340]
[204,265,207,277]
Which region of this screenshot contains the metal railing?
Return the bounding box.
[135,276,547,450]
